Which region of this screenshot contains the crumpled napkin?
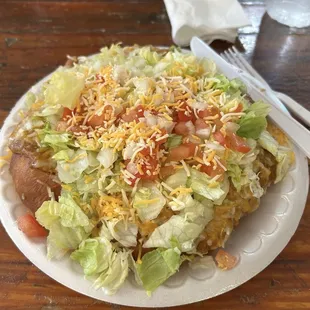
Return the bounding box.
[163,0,250,46]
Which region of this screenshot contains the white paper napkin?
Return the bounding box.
[164,0,250,46]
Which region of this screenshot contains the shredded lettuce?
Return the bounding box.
[128,254,143,286]
[97,148,118,169]
[92,250,130,295]
[105,219,138,247]
[56,149,89,184]
[187,169,226,202]
[113,65,129,85]
[181,200,213,226]
[58,192,90,227]
[214,75,246,93]
[228,164,264,197]
[165,169,188,189]
[225,140,258,167]
[76,172,99,194]
[247,101,270,117]
[201,58,217,76]
[258,130,292,183]
[237,101,270,139]
[44,133,72,148]
[139,46,161,65]
[168,192,195,211]
[137,248,181,295]
[44,70,85,109]
[227,164,245,192]
[70,237,112,276]
[275,146,292,183]
[53,150,71,161]
[245,166,264,198]
[165,134,182,150]
[35,193,93,259]
[37,105,62,117]
[105,176,132,194]
[237,116,267,139]
[88,151,100,167]
[143,197,214,253]
[132,77,155,95]
[37,125,73,152]
[222,91,250,113]
[99,221,113,240]
[213,175,230,205]
[35,200,61,229]
[169,236,182,250]
[25,91,36,109]
[133,183,166,222]
[36,193,89,229]
[143,215,204,252]
[46,221,93,259]
[258,130,279,156]
[97,168,113,191]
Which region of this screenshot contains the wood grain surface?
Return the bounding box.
[1,1,310,309]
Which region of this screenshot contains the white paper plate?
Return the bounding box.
[0,63,308,308]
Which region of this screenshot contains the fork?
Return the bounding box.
[221,46,310,127]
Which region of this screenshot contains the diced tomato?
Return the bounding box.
[136,105,145,118]
[228,133,251,153]
[127,156,159,186]
[174,121,195,136]
[17,214,48,238]
[140,147,151,156]
[121,105,145,123]
[139,129,168,157]
[143,156,158,175]
[160,166,176,179]
[213,131,226,146]
[166,143,197,162]
[87,114,105,127]
[62,107,73,120]
[215,249,238,270]
[122,109,138,122]
[195,119,208,130]
[198,106,220,118]
[174,122,188,135]
[177,103,195,122]
[87,106,113,128]
[195,119,210,139]
[213,131,250,153]
[213,118,223,130]
[201,160,226,181]
[127,177,137,187]
[157,136,168,146]
[153,129,168,146]
[234,103,243,112]
[171,111,179,123]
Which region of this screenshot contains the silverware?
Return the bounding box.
[221,46,310,127]
[190,37,310,158]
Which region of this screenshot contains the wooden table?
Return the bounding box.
[1,1,310,309]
